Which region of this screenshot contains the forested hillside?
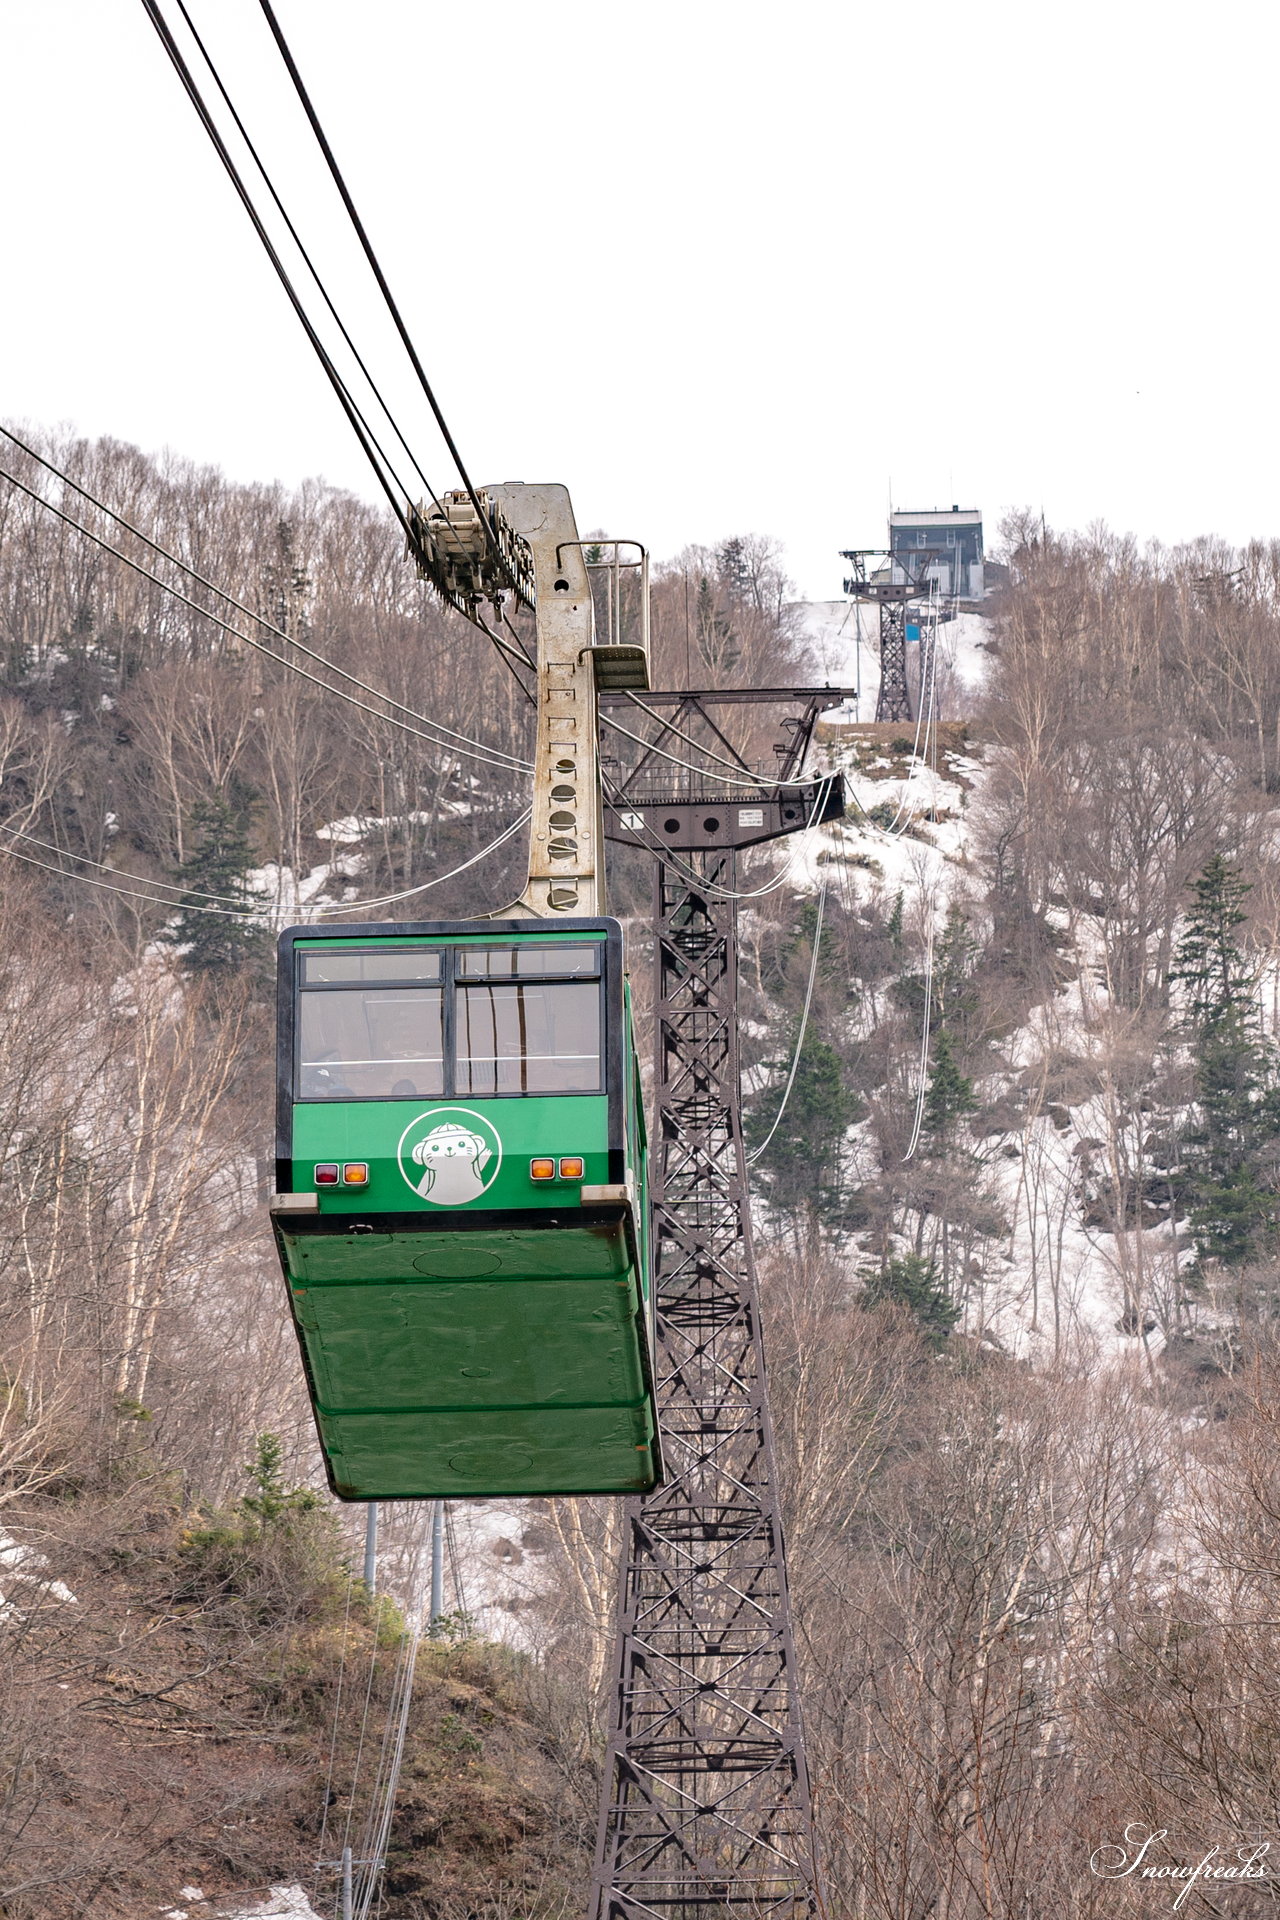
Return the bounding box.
[0,428,809,1917]
[4,428,1280,1914]
[742,523,1280,1914]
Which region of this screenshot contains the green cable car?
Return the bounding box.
[270,918,660,1501]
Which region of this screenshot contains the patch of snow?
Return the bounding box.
[769,721,1207,1379]
[0,1531,78,1615]
[938,609,992,693]
[792,601,994,722]
[314,816,365,846]
[213,1888,323,1920]
[971,1093,1192,1368]
[247,861,357,922]
[444,1501,551,1649]
[316,810,439,845]
[791,599,877,717]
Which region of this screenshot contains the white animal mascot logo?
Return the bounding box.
[398,1108,502,1205]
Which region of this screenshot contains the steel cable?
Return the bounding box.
[0,427,533,770]
[0,808,530,922]
[745,873,828,1166]
[0,464,532,775]
[168,0,446,523]
[140,1,536,695]
[900,593,947,1165]
[317,1568,356,1864]
[141,0,419,542]
[254,0,526,609]
[600,711,801,790]
[336,1602,384,1895]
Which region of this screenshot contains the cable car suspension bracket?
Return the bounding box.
[421,481,650,919]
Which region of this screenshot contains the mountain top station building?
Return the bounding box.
[889,506,984,600]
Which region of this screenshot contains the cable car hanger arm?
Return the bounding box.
[413,483,650,919]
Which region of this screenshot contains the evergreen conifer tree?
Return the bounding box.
[747,1028,861,1219]
[861,1254,959,1350]
[934,906,980,1039]
[922,1028,977,1153]
[163,796,270,977]
[1171,857,1279,1266]
[886,892,905,958]
[716,536,750,601]
[1172,854,1253,1027]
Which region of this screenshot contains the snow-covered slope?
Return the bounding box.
[792,600,994,720]
[802,645,1195,1374]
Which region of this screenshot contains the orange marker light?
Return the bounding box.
[558,1157,585,1180]
[530,1157,556,1181]
[343,1163,369,1186]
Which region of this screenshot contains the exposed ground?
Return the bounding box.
[0,1474,591,1919]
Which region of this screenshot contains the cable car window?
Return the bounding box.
[302,950,441,984]
[458,946,599,977]
[456,981,601,1094]
[299,988,444,1099]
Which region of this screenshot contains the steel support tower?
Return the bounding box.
[841,549,935,724]
[590,689,848,1920]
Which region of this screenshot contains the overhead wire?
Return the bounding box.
[3,822,264,909]
[0,808,530,923]
[443,1504,468,1625]
[471,605,538,687]
[140,1,536,696]
[619,688,813,789]
[745,872,828,1166]
[167,0,444,524]
[900,580,951,1164]
[600,711,802,791]
[497,603,539,677]
[315,809,530,916]
[337,1600,385,1874]
[347,1589,424,1918]
[317,1567,356,1864]
[140,0,419,543]
[0,838,263,919]
[170,0,540,698]
[900,888,937,1165]
[0,427,534,768]
[0,463,532,776]
[349,1623,411,1909]
[253,0,525,608]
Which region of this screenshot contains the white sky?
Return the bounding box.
[3,0,1277,598]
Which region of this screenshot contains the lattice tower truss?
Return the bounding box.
[874,598,912,723]
[591,691,847,1918]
